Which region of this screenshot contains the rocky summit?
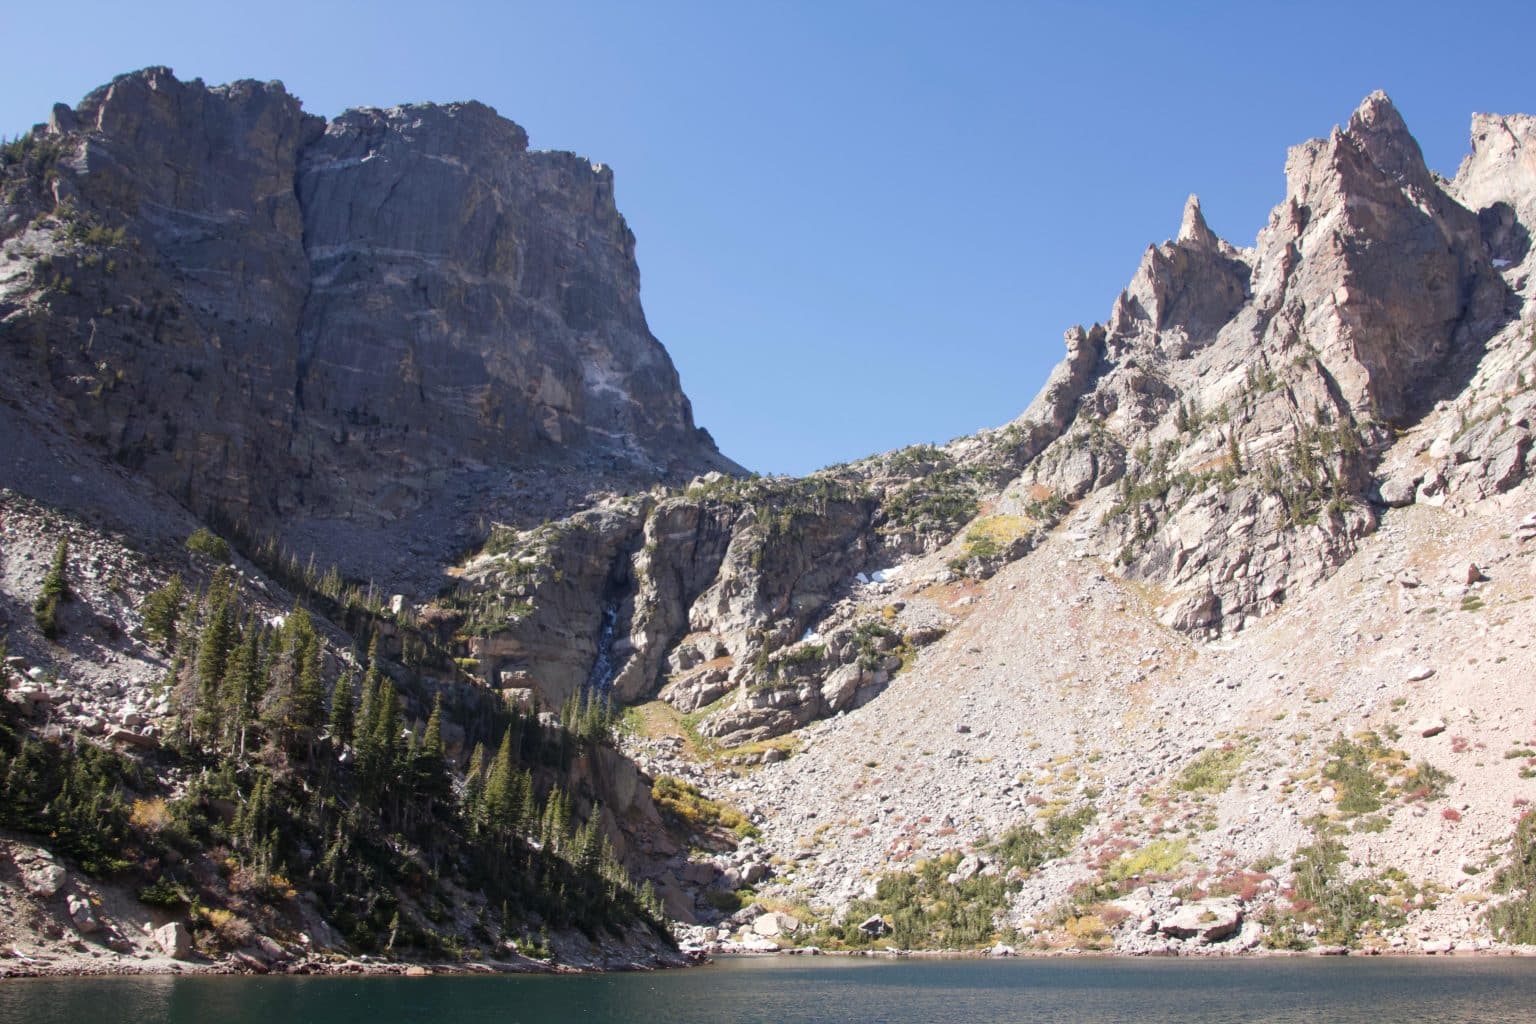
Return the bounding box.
[2,76,1536,975]
[0,68,736,593]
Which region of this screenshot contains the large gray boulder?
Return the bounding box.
[154,920,194,960]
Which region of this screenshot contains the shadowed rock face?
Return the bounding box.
[0,67,735,573]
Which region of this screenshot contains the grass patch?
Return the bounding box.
[1176,741,1250,794]
[1105,838,1189,883]
[651,775,759,841]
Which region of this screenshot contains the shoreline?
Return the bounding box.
[7,940,1536,981]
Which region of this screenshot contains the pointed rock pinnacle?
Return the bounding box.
[1176,194,1218,249]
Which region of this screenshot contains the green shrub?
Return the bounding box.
[185,528,231,562]
[1177,742,1249,794]
[1487,813,1536,943]
[137,875,192,909]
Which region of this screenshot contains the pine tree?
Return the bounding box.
[221,621,263,757]
[263,605,323,754]
[575,806,607,875]
[357,672,378,744]
[139,574,185,651]
[294,635,325,735]
[194,576,238,741]
[358,678,399,800]
[327,672,355,748]
[33,537,71,639]
[483,728,519,837]
[462,741,488,832]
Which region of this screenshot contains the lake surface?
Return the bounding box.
[4,955,1536,1023]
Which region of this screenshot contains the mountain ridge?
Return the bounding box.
[1,81,1535,969]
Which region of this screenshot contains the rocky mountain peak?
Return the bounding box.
[1343,89,1435,192]
[0,68,738,588]
[1174,193,1219,249]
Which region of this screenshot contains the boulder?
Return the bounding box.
[66,894,100,934]
[1159,900,1242,942]
[858,915,891,938]
[154,921,194,960]
[20,858,68,898]
[751,911,802,938]
[946,854,983,884]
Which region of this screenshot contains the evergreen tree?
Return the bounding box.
[462,741,488,832]
[357,672,378,744]
[294,634,325,736]
[33,537,71,638]
[139,574,185,651]
[482,728,520,837]
[221,621,263,757]
[327,672,355,748]
[194,574,238,741]
[263,606,324,755]
[575,806,607,875]
[358,678,399,798]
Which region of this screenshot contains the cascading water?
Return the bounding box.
[583,600,620,699]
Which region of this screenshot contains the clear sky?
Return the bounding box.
[3,1,1532,475]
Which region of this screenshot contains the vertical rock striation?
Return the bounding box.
[0,68,735,579]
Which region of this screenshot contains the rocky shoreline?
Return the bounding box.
[7,941,1536,983]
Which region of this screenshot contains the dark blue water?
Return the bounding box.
[3,955,1535,1023]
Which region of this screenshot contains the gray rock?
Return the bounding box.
[66,894,100,934]
[154,921,194,960]
[1,67,737,593]
[21,859,67,898]
[858,915,891,938]
[751,911,801,938]
[1159,900,1242,942]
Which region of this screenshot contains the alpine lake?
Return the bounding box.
[4,954,1536,1023]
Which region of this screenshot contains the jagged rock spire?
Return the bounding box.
[1346,89,1434,191]
[1176,194,1219,249]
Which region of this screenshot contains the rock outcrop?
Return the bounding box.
[1020,91,1516,634]
[0,68,736,588]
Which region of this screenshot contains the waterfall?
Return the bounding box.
[583,601,620,698]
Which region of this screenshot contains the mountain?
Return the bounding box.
[0,67,737,593]
[1,78,1534,972]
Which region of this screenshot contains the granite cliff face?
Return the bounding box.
[0,68,734,586]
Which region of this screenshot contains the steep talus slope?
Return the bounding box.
[0,67,735,590]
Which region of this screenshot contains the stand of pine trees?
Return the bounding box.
[0,562,668,958]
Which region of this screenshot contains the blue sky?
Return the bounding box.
[3,1,1532,474]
